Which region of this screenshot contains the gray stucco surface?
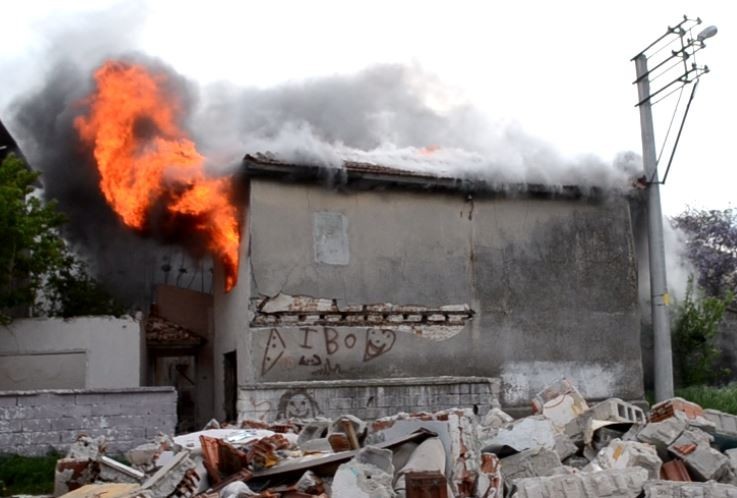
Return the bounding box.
[0,387,176,456]
[236,180,643,410]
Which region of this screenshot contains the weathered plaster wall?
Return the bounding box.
[0,317,142,390]
[238,377,499,422]
[212,195,252,420]
[239,180,642,408]
[0,387,176,456]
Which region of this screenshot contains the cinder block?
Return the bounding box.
[21,418,51,432]
[51,417,83,432]
[20,393,69,407]
[0,396,18,408]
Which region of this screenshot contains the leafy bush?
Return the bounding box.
[672,279,733,386]
[676,384,737,415]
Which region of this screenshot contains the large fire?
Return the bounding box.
[74,60,240,291]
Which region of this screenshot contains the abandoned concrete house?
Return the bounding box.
[174,153,645,426]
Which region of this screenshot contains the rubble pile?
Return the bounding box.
[52,379,737,497]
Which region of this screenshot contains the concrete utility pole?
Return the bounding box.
[635,54,674,401]
[633,17,716,402]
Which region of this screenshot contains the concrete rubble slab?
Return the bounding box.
[394,438,449,496]
[585,438,662,480]
[668,428,730,482]
[636,418,688,459]
[510,467,648,498]
[643,480,737,497]
[532,378,590,432]
[482,415,558,455]
[705,409,737,451]
[500,447,563,484]
[331,446,395,498]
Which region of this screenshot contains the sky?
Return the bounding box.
[0,0,734,216]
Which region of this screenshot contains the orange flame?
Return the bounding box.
[74,60,240,291]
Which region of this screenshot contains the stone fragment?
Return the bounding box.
[500,447,563,483]
[295,470,324,494]
[668,428,730,481]
[478,408,514,440]
[297,419,331,447]
[332,446,395,498]
[482,415,558,455]
[643,480,737,497]
[637,418,688,459]
[584,439,662,480]
[510,467,648,498]
[532,378,589,431]
[139,450,199,498]
[554,433,579,461]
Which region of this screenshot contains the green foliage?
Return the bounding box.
[46,255,125,318]
[0,154,65,323]
[673,278,733,386]
[0,154,123,321]
[0,452,58,496]
[676,383,737,415]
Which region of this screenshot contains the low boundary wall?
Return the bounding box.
[0,387,176,456]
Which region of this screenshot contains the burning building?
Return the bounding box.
[60,59,644,425]
[207,154,644,422]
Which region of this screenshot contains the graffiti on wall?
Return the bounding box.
[260,326,397,378]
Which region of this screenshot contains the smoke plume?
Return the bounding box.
[3,6,643,308]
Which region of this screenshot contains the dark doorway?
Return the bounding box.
[224,351,237,422]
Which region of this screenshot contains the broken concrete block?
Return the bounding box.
[643,480,737,497]
[650,397,704,423]
[510,467,648,498]
[332,446,396,498]
[531,378,589,431]
[476,452,503,498]
[554,433,579,461]
[668,428,730,481]
[565,398,646,445]
[295,470,325,494]
[297,419,331,447]
[705,409,737,451]
[637,417,688,459]
[482,415,558,455]
[500,447,563,483]
[219,480,257,497]
[584,438,662,480]
[394,438,448,496]
[332,414,367,448]
[139,450,199,498]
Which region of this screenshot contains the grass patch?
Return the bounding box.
[676,383,737,415]
[0,452,58,496]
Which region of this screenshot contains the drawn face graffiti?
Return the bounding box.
[276,389,320,419]
[363,328,396,361]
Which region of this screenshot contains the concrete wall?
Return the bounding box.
[233,180,643,410]
[0,387,176,456]
[238,377,499,422]
[0,317,143,390]
[212,191,252,421]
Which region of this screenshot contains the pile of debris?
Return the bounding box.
[53,379,737,497]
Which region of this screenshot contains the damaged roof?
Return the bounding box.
[242,153,598,198]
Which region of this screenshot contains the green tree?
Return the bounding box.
[0,154,122,322]
[0,154,65,323]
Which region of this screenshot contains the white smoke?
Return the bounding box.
[192,65,641,189]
